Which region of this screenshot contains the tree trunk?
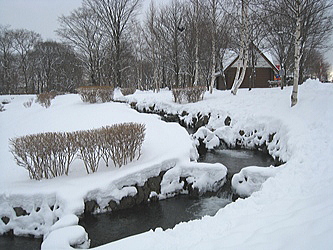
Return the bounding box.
[194,0,199,86]
[210,36,216,93]
[231,0,249,95]
[209,0,217,94]
[291,8,301,107]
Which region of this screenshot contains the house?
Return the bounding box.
[216,45,279,90]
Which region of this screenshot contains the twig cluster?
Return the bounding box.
[172,86,206,104]
[10,132,78,180]
[36,91,58,108]
[9,123,146,180]
[76,86,114,103]
[23,98,34,108]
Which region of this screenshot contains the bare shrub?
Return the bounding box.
[172,88,185,103]
[36,92,56,108]
[76,86,97,103]
[57,132,79,175]
[98,123,145,168]
[187,86,206,103]
[172,86,206,104]
[10,123,146,179]
[77,86,114,103]
[75,130,103,174]
[10,135,44,180]
[23,98,34,108]
[97,86,114,102]
[10,132,79,180]
[121,87,136,96]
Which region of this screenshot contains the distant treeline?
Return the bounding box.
[1,0,332,94]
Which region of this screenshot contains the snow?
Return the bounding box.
[222,49,238,71]
[0,91,225,240]
[231,166,279,197]
[1,79,333,249]
[41,225,90,249]
[159,162,227,198]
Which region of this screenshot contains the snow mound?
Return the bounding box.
[42,225,90,250]
[231,166,279,197]
[160,162,227,198]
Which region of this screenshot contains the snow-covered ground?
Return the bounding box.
[0,89,224,241]
[1,79,333,249]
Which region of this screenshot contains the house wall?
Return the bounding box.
[223,67,275,89]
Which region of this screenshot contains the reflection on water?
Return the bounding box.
[198,149,275,176]
[187,196,231,218]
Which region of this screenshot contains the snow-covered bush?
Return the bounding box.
[77,86,114,103]
[172,86,206,104]
[9,123,146,179]
[121,87,136,96]
[0,103,4,112]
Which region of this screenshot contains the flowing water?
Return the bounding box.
[0,235,42,250]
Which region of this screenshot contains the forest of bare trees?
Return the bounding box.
[0,0,332,97]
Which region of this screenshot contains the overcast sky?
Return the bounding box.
[0,0,332,77]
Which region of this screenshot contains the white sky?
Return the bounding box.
[0,0,332,78]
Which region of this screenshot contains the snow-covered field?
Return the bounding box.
[1,79,333,249]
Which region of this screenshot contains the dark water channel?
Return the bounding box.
[0,235,42,250]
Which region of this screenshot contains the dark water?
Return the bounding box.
[198,149,275,198]
[0,235,42,250]
[198,149,275,176]
[80,195,230,248]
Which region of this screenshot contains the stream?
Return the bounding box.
[80,148,274,248]
[0,148,274,250]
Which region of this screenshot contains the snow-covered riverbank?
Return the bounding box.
[105,79,333,250]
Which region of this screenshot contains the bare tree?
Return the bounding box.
[262,0,333,106]
[30,41,83,93]
[84,0,141,88]
[263,2,295,90]
[12,29,41,93]
[208,0,218,93]
[145,1,160,91]
[0,26,15,94]
[58,6,106,86]
[193,0,200,86]
[156,0,185,88]
[231,0,250,95]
